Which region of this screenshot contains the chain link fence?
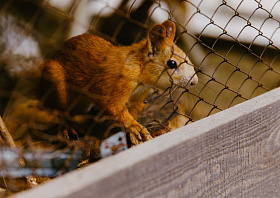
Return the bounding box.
[0,0,280,195]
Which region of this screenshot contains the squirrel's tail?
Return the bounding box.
[40,59,68,111]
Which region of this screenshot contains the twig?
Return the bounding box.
[0,116,16,147]
[0,116,38,188]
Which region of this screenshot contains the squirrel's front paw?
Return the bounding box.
[63,128,79,140]
[127,123,153,146]
[61,119,85,140]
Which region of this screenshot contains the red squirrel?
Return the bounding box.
[40,20,198,146]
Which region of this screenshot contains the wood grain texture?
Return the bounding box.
[13,87,280,198]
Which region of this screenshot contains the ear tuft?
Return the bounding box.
[161,20,176,42]
[148,24,166,45]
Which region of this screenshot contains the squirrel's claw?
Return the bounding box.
[63,129,70,139]
[129,133,140,147]
[143,133,153,141]
[63,128,79,140]
[61,120,85,140]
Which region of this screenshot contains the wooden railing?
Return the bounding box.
[13,87,280,198]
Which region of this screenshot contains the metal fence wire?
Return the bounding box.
[1,0,280,195]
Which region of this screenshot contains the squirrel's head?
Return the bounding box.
[142,20,198,90]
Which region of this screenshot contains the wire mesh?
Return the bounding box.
[0,0,280,195]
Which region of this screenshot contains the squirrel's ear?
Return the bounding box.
[161,20,176,42]
[147,24,167,55]
[147,21,176,55]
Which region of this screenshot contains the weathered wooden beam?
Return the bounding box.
[13,87,280,197]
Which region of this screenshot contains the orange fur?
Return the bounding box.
[41,21,198,145]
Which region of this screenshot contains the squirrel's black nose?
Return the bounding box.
[190,75,198,85]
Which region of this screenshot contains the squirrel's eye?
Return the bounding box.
[167,60,177,69]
